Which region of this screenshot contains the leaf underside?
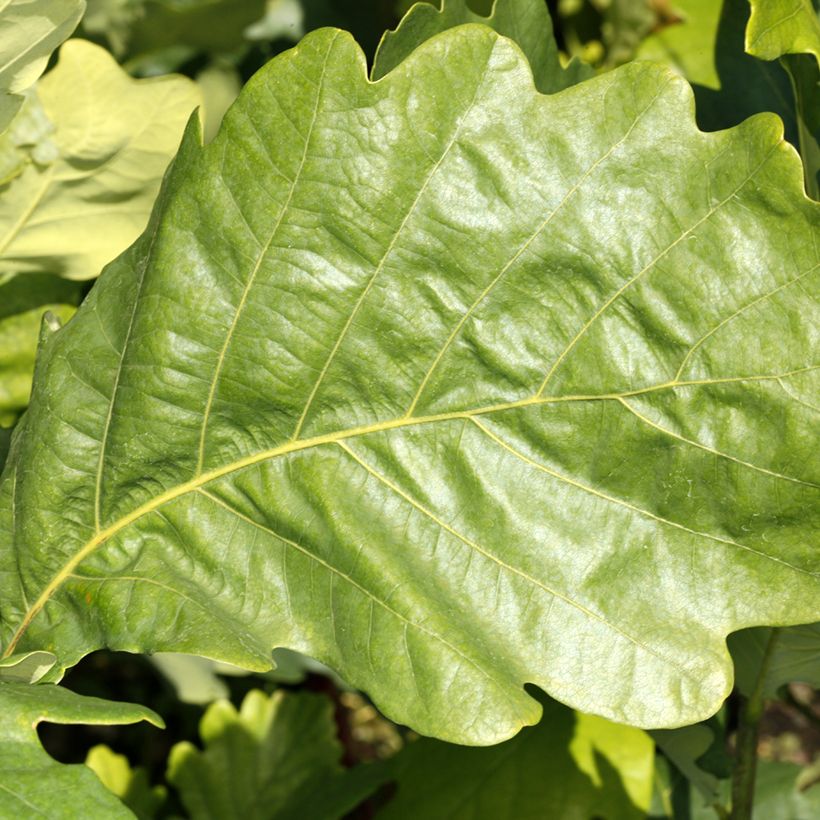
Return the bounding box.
[0,26,818,744]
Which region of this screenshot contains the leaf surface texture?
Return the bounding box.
[0,26,818,744]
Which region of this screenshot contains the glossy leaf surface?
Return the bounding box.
[0,39,200,281]
[0,682,161,818]
[0,26,818,744]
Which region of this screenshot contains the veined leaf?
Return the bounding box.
[746,0,820,63]
[746,0,820,198]
[381,693,654,818]
[167,689,385,819]
[373,0,592,91]
[636,0,798,148]
[0,26,818,744]
[0,0,85,133]
[0,38,200,281]
[0,682,162,817]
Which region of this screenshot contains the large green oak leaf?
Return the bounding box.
[0,25,818,744]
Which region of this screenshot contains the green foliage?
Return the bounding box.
[85,744,168,819]
[0,0,85,132]
[746,0,820,61]
[0,681,162,817]
[730,624,820,698]
[0,38,200,281]
[0,0,819,817]
[0,274,81,424]
[382,693,654,818]
[167,689,386,819]
[747,0,820,198]
[1,21,818,748]
[373,0,592,90]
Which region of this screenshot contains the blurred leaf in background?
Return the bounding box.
[0,0,85,132]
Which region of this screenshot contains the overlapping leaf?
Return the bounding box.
[746,0,820,198]
[167,690,385,819]
[0,681,162,817]
[0,25,818,745]
[0,274,82,425]
[0,39,200,281]
[0,0,84,132]
[381,693,654,818]
[373,0,592,91]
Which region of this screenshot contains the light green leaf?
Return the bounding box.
[746,0,820,198]
[729,623,820,698]
[381,694,654,818]
[1,26,818,744]
[195,61,243,145]
[85,744,167,820]
[0,38,200,281]
[373,0,592,91]
[636,0,723,89]
[746,0,820,62]
[0,649,56,682]
[636,0,798,146]
[0,274,82,425]
[167,689,386,819]
[0,0,85,133]
[0,682,162,818]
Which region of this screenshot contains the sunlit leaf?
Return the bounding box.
[167,689,385,819]
[0,26,818,745]
[85,744,167,819]
[0,0,84,132]
[0,39,200,281]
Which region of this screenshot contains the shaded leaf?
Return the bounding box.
[373,0,592,91]
[0,0,84,132]
[0,682,162,818]
[650,723,722,805]
[0,26,818,745]
[601,0,656,66]
[167,689,386,820]
[0,39,200,281]
[729,623,820,699]
[0,649,57,683]
[380,694,654,819]
[85,744,167,820]
[0,274,82,425]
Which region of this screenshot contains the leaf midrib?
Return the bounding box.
[4,366,817,658]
